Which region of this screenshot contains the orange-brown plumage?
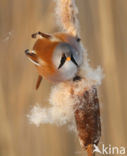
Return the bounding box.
[25,32,82,88]
[33,38,60,78]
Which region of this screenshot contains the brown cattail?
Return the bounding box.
[74,85,101,155]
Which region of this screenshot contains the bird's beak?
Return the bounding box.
[66,56,78,67]
[66,57,71,61]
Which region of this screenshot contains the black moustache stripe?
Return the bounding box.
[71,55,78,67]
[58,54,66,69]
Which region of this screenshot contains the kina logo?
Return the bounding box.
[93,144,126,155]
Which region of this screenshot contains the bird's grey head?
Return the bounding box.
[53,42,79,70]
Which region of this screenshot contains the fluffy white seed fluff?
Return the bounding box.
[27,79,99,128]
[54,0,80,36]
[28,83,75,127]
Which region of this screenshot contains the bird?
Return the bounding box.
[25,32,83,89]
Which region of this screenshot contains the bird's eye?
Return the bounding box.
[58,54,66,69]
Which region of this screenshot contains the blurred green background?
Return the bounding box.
[0,0,127,156]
